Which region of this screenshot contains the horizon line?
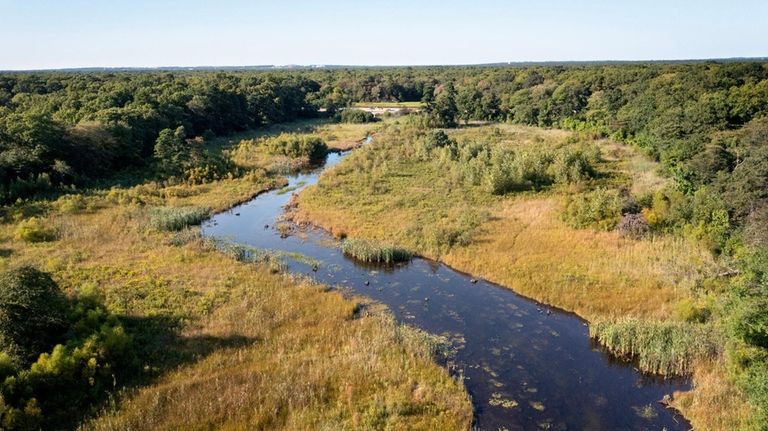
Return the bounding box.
[3,56,768,73]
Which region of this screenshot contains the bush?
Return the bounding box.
[341,239,412,264]
[13,217,58,243]
[730,298,768,349]
[336,109,376,124]
[616,213,650,239]
[0,279,136,430]
[561,187,623,230]
[264,134,328,163]
[148,206,210,231]
[0,267,69,365]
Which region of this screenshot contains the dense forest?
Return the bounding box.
[1,61,767,428]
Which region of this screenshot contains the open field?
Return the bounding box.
[0,122,471,430]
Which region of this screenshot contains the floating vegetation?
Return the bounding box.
[529,401,546,411]
[341,238,412,264]
[590,318,721,376]
[276,181,307,195]
[203,237,318,273]
[489,393,519,409]
[633,404,659,419]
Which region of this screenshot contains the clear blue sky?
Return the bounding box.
[1,0,766,70]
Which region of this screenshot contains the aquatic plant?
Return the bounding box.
[341,238,412,264]
[590,318,721,376]
[148,206,211,231]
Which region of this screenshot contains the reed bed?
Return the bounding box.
[341,238,412,264]
[148,206,211,231]
[590,318,721,376]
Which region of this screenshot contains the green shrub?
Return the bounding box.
[561,187,623,230]
[148,206,210,231]
[336,109,376,124]
[0,266,69,365]
[54,194,90,214]
[590,318,720,375]
[0,281,136,430]
[264,134,328,163]
[730,298,768,349]
[341,239,412,264]
[13,217,58,243]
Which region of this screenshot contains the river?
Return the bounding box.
[201,143,691,430]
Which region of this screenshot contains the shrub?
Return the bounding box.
[561,187,623,230]
[0,267,69,365]
[0,281,136,430]
[548,145,600,184]
[264,134,328,163]
[590,318,720,375]
[341,239,412,264]
[148,206,210,231]
[730,298,768,349]
[14,217,58,243]
[336,109,376,124]
[54,194,90,214]
[616,213,650,239]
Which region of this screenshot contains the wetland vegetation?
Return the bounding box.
[0,61,766,429]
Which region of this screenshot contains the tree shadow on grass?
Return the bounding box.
[69,314,260,430]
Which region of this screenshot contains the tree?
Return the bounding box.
[426,83,458,128]
[153,126,189,175]
[0,266,68,365]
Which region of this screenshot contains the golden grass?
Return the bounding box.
[672,359,757,431]
[442,197,714,321]
[294,122,745,430]
[297,123,715,321]
[0,123,471,430]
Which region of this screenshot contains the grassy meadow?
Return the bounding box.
[294,120,755,430]
[0,121,472,430]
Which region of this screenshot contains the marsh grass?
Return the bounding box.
[590,318,721,376]
[0,120,472,430]
[148,206,211,231]
[341,238,412,264]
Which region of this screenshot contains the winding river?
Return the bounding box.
[202,143,691,430]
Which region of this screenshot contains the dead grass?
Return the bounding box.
[672,359,757,431]
[443,197,715,321]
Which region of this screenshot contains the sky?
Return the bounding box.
[1,0,766,70]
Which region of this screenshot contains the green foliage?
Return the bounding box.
[263,134,328,163]
[424,83,458,128]
[561,187,623,230]
[0,272,136,430]
[0,267,68,365]
[13,217,58,243]
[590,318,721,376]
[148,206,210,232]
[341,238,412,265]
[335,109,376,124]
[0,72,321,202]
[153,126,190,176]
[730,298,768,349]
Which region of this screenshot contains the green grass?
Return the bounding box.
[148,206,211,231]
[341,238,412,264]
[590,318,721,376]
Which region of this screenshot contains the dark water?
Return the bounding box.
[202,147,691,430]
